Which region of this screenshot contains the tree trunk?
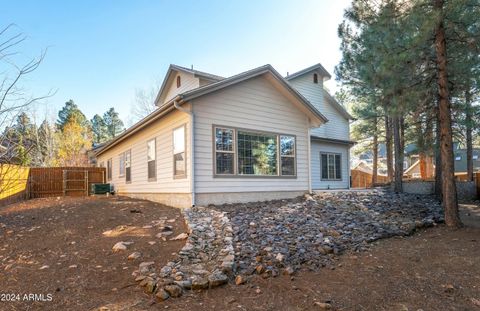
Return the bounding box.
[385,115,394,182]
[372,116,378,185]
[466,89,473,181]
[393,115,403,192]
[433,0,462,228]
[435,104,443,198]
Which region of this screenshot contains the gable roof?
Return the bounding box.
[285,63,331,81]
[154,64,225,106]
[176,64,328,125]
[96,64,328,156]
[284,63,353,120]
[323,90,355,120]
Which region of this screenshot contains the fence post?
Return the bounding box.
[63,170,66,196]
[85,170,88,196]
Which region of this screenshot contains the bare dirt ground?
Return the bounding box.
[0,197,479,311]
[0,196,187,311]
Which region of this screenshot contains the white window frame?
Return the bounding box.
[107,158,112,181]
[125,149,131,183]
[119,153,125,177]
[173,125,186,178]
[147,138,156,181]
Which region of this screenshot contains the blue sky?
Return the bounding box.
[2,0,351,124]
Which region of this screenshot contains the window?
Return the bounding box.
[107,158,112,181]
[455,156,461,161]
[313,73,318,84]
[238,131,277,175]
[321,153,342,180]
[280,135,295,175]
[147,139,156,180]
[213,126,296,177]
[125,150,131,183]
[119,153,125,177]
[474,155,478,160]
[173,125,186,177]
[215,128,235,175]
[176,75,181,88]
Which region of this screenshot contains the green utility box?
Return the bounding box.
[90,183,113,195]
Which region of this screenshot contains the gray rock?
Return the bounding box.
[208,272,228,288]
[155,288,170,301]
[164,284,182,298]
[191,276,209,290]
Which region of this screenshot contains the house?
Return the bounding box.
[454,148,480,173]
[403,157,435,179]
[95,63,354,207]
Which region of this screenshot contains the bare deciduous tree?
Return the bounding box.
[0,24,51,198]
[128,80,160,126]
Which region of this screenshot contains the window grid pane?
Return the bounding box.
[237,131,277,175]
[335,154,341,179]
[281,156,295,175]
[280,135,295,156]
[174,152,185,176]
[215,128,234,152]
[321,153,342,180]
[173,126,185,154]
[119,154,125,176]
[216,153,234,174]
[147,139,156,161]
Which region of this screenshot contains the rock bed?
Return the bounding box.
[214,190,444,278]
[134,206,235,300]
[136,190,444,300]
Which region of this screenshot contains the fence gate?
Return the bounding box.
[63,169,88,196]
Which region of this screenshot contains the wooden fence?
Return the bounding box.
[0,167,106,205]
[351,169,389,188]
[28,167,106,198]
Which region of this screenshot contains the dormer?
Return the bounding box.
[154,64,224,107]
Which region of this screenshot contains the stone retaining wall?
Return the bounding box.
[402,180,477,200]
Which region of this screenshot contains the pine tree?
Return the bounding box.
[57,100,88,131]
[91,114,108,144]
[103,108,124,139]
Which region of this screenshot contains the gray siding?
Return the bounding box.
[311,141,350,189]
[192,76,310,193]
[287,74,350,140]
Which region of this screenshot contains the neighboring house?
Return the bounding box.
[95,63,354,207]
[454,148,480,173]
[403,157,435,179]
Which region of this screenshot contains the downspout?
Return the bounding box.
[307,120,312,194]
[173,100,195,207]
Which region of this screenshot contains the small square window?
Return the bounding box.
[455,156,461,161]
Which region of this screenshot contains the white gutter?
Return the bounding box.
[173,100,195,207]
[307,123,312,194]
